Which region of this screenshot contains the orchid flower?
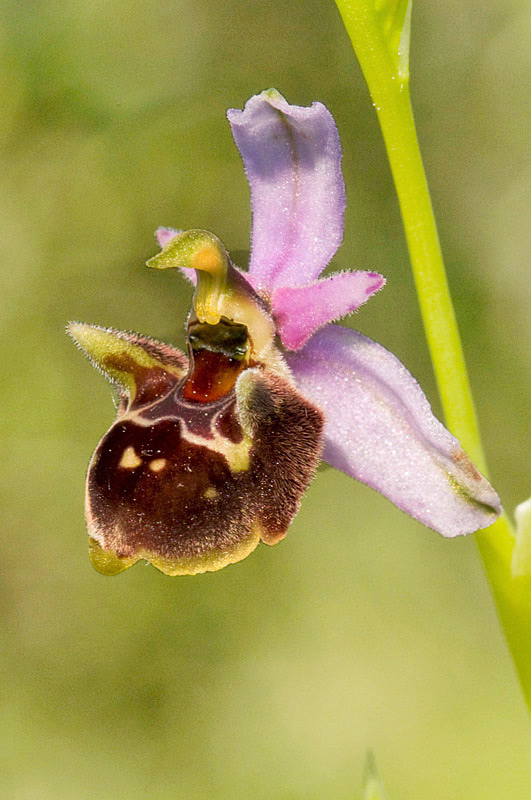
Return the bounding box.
[68,89,501,577]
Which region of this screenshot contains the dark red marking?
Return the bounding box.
[89,418,251,560]
[181,350,244,403]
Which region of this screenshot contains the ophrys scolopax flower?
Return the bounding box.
[68,90,501,576]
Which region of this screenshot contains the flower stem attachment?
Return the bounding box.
[334,0,531,710]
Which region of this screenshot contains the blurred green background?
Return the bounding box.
[1,1,530,798]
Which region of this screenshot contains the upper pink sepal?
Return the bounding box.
[271,271,385,351]
[227,89,346,293]
[286,325,501,537]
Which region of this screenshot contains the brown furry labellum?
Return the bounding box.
[68,270,324,575]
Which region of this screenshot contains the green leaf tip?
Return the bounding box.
[335,0,412,86]
[512,496,531,578]
[397,0,412,81]
[375,0,412,82]
[362,751,388,800]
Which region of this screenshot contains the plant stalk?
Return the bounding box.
[335,0,531,710]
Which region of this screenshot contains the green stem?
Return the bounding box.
[335,0,531,710]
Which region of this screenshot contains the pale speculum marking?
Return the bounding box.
[204,487,218,499]
[149,458,167,473]
[119,446,142,469]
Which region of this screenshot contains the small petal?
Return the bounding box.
[271,271,385,351]
[227,89,346,292]
[155,227,181,248]
[286,325,501,536]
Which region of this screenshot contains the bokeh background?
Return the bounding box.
[1,1,530,798]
